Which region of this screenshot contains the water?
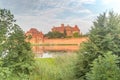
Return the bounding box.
[32,45,78,58]
[32,45,79,52]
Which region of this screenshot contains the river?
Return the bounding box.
[32,45,79,58]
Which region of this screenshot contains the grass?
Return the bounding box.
[31,53,77,80]
[35,58,55,65]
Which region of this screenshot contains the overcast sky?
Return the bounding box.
[0,0,120,34]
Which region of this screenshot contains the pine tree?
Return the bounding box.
[74,11,120,80]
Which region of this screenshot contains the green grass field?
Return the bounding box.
[31,54,76,80]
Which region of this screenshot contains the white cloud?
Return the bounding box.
[0,0,97,34]
[15,12,94,34]
[77,0,95,4]
[101,0,120,13]
[102,0,120,4]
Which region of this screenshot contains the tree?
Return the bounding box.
[3,25,34,74]
[74,11,120,80]
[86,52,120,80]
[45,31,65,38]
[0,8,34,79]
[73,32,80,38]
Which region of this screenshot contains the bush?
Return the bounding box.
[45,31,66,38]
[31,53,76,80]
[86,52,120,80]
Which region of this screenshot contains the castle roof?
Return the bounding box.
[26,28,44,38]
[52,24,80,32]
[52,26,64,31]
[27,28,39,33]
[73,25,80,31]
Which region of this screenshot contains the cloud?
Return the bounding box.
[102,0,120,4]
[0,0,95,15]
[101,0,120,13]
[0,0,96,34]
[76,0,95,4]
[15,12,95,34]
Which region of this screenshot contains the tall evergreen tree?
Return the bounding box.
[74,11,120,80]
[0,8,34,78]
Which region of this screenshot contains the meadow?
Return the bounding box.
[31,53,77,80]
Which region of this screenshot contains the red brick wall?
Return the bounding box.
[31,37,88,52]
[43,37,88,45]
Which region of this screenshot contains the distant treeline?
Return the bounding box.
[45,31,88,38]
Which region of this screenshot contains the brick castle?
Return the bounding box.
[52,24,80,36]
[25,24,81,44]
[25,28,44,44]
[25,24,87,52]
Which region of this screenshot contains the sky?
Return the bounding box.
[0,0,120,34]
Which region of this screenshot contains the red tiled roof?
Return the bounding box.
[52,27,64,31]
[27,28,39,33]
[26,28,44,38]
[52,24,80,32]
[73,25,80,31]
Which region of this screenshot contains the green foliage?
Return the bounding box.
[45,31,66,38]
[26,34,32,40]
[73,32,80,38]
[3,26,34,75]
[73,32,87,38]
[0,60,12,80]
[89,12,120,56]
[0,8,34,79]
[31,54,76,80]
[86,52,120,80]
[0,9,15,55]
[75,11,120,80]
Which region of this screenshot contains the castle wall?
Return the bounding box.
[43,37,87,45]
[26,27,87,52]
[31,37,88,53]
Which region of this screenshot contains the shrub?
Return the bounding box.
[86,52,120,80]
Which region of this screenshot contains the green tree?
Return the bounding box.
[0,8,34,79]
[73,32,80,38]
[3,25,34,75]
[86,52,120,80]
[74,11,120,80]
[45,31,65,38]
